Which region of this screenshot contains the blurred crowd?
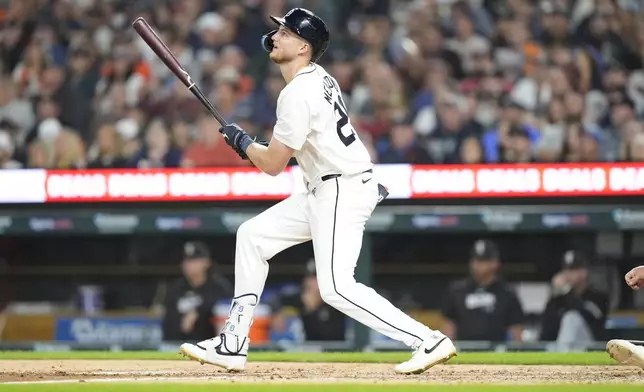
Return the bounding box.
[0,0,643,170]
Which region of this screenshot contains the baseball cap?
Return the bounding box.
[561,250,588,270]
[183,241,210,261]
[470,239,500,261]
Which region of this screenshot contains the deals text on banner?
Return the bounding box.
[43,167,307,202]
[3,163,644,203]
[409,164,644,197]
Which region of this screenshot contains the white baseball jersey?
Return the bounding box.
[226,63,436,352]
[271,64,373,184]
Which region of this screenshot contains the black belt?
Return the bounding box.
[321,169,372,182]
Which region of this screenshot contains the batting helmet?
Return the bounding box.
[261,8,330,63]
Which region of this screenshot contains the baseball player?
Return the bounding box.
[607,265,644,369]
[180,8,456,374]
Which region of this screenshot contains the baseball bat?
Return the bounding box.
[131,17,228,126]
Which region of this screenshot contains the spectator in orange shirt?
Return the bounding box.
[182,113,249,168]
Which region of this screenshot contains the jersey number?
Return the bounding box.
[334,100,356,147]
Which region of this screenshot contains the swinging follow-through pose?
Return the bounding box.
[179,8,457,374]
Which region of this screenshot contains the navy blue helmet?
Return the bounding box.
[261,8,330,62]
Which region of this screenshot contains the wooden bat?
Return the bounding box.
[132,17,228,126]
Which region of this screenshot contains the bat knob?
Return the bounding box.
[132,17,146,27]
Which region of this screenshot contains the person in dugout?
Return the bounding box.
[441,239,525,342]
[269,259,346,342]
[539,250,608,352]
[161,241,232,342]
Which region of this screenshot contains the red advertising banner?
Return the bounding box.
[43,167,302,202]
[1,163,643,203]
[407,164,644,197]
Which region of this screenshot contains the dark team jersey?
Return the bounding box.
[162,274,232,342]
[442,278,524,342]
[539,287,608,342]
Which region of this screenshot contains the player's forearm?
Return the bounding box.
[246,143,287,176]
[562,292,600,321]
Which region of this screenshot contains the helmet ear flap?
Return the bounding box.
[312,40,329,62]
[261,30,277,53]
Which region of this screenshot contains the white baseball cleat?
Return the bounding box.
[394,334,457,374]
[606,339,644,369]
[180,333,248,372]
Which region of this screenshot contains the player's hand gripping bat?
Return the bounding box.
[132,17,228,127]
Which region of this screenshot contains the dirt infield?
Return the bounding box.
[0,360,643,384]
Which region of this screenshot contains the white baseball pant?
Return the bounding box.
[232,170,433,348]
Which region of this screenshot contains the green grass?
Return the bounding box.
[0,384,637,392]
[0,351,615,365]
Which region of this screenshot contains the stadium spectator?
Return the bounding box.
[482,95,541,163]
[58,44,101,143]
[170,118,192,152]
[458,135,484,164]
[52,128,85,169]
[26,140,49,168]
[86,123,127,169]
[115,117,142,161]
[426,89,477,164]
[0,125,21,169]
[0,76,35,142]
[246,65,284,129]
[624,130,644,161]
[128,117,182,168]
[377,117,432,164]
[182,113,248,167]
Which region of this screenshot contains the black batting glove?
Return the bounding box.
[219,123,253,152]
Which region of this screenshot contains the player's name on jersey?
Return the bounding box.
[0,163,644,203]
